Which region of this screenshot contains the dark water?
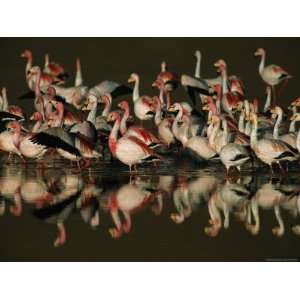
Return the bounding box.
[0,156,300,262]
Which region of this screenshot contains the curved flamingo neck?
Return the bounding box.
[132,77,140,102]
[120,104,130,135]
[12,123,21,149]
[296,130,300,151]
[195,53,201,78]
[75,58,83,87]
[154,101,162,126]
[172,106,183,131]
[209,119,221,149]
[56,103,64,127]
[109,117,121,156]
[32,119,43,133]
[159,88,164,105]
[250,116,258,148]
[44,54,49,67]
[264,88,271,113]
[221,67,228,95]
[289,119,296,133]
[102,98,111,117]
[222,118,228,141]
[87,101,97,124]
[238,112,245,133]
[35,70,41,97]
[258,53,266,75]
[273,109,283,139]
[1,88,8,111]
[25,53,32,74]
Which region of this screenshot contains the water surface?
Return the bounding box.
[0,157,300,262]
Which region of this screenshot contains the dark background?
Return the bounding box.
[0,38,299,111]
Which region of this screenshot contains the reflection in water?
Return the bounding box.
[1,164,300,249]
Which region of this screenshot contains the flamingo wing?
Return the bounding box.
[126,136,158,157]
[30,131,80,157]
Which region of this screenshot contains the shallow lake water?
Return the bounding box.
[0,156,300,262]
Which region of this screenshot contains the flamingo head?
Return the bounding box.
[21,49,32,59]
[254,48,265,57]
[181,102,192,115]
[86,93,98,105]
[290,113,300,122]
[28,66,41,76]
[248,112,257,123]
[214,59,226,72]
[47,86,56,98]
[107,111,121,123]
[291,98,300,107]
[161,61,167,72]
[236,101,244,111]
[128,73,138,83]
[213,84,222,96]
[117,100,129,111]
[270,106,282,118]
[99,93,112,105]
[194,50,201,59]
[168,102,182,113]
[30,111,43,121]
[208,114,220,125]
[6,121,21,132]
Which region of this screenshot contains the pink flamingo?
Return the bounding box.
[107,111,161,172]
[118,100,161,147]
[254,48,292,103]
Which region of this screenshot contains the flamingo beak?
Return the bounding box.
[254,50,261,56]
[127,76,134,83]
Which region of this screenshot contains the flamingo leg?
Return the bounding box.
[271,85,276,106]
[122,211,132,233]
[272,205,285,237]
[54,222,66,247]
[5,152,12,165]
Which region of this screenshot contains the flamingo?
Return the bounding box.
[44,53,68,80]
[0,87,24,118]
[6,121,47,160]
[107,111,160,172]
[254,48,292,103]
[153,97,175,147]
[118,100,161,147]
[152,61,179,108]
[248,112,298,174]
[214,59,241,117]
[270,106,297,150]
[128,73,156,121]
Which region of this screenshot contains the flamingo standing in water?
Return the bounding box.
[254,48,292,104]
[118,100,161,148]
[107,111,161,172]
[127,73,156,121]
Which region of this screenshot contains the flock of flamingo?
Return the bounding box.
[0,47,298,176]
